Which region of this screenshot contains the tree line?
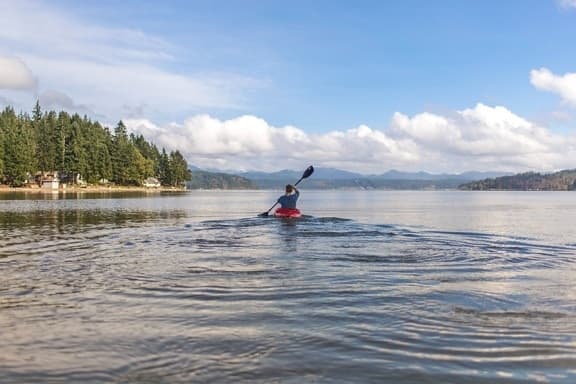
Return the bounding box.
[459,170,576,191]
[0,102,191,187]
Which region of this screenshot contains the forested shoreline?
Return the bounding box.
[0,103,191,188]
[459,170,576,191]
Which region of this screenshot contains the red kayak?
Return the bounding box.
[274,207,302,218]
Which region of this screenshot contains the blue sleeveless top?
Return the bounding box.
[277,190,299,209]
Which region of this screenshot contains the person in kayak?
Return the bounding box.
[274,184,301,217]
[277,184,299,209]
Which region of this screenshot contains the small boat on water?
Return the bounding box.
[273,207,302,218]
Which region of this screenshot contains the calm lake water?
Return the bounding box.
[1,190,576,383]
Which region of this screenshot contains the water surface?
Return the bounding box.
[1,191,575,383]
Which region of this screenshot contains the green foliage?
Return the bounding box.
[187,171,255,189]
[168,150,192,187]
[0,104,191,188]
[157,149,171,186]
[0,107,8,178]
[459,170,576,191]
[3,112,36,186]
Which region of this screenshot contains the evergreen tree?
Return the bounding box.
[64,115,88,178]
[0,104,189,188]
[32,100,42,122]
[84,121,113,184]
[158,149,171,186]
[4,115,36,186]
[168,150,191,187]
[0,126,4,179]
[132,134,160,165]
[126,146,153,185]
[131,133,157,181]
[55,111,70,173]
[111,120,132,184]
[0,107,12,179]
[34,104,59,173]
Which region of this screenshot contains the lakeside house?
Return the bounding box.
[21,172,165,190]
[33,172,60,189]
[33,171,88,189]
[143,177,161,188]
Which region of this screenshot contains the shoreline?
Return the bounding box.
[0,185,187,193]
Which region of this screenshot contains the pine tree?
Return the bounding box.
[168,150,191,187]
[0,105,187,188]
[0,107,9,178]
[34,103,58,173]
[64,115,88,179]
[55,111,70,173]
[158,149,171,186]
[84,121,113,184]
[4,115,36,186]
[111,121,132,184]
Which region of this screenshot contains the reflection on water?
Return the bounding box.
[1,192,576,383]
[0,209,186,230]
[0,190,189,200]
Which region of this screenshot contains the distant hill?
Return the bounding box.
[239,169,303,181]
[459,169,576,191]
[187,166,516,190]
[374,170,510,181]
[238,167,512,190]
[187,170,256,190]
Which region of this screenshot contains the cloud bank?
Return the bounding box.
[125,103,576,174]
[0,56,36,90]
[0,1,262,119]
[2,2,576,174]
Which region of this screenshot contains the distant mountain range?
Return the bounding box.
[240,168,508,181]
[187,166,511,190]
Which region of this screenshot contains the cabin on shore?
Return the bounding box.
[34,172,60,189]
[143,177,161,188]
[33,171,89,189]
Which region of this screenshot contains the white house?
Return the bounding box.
[143,177,161,188]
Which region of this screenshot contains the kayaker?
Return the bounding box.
[277,184,299,209]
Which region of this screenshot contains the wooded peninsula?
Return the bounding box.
[459,169,576,191]
[0,103,191,189]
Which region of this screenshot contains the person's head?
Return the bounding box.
[285,184,294,194]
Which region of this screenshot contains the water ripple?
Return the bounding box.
[2,213,576,383]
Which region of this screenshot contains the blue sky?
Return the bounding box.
[1,0,576,173]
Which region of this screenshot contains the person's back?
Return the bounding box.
[277,184,299,209]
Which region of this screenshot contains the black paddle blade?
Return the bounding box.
[302,165,314,179]
[258,212,269,217]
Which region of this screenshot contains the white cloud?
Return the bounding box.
[125,115,420,173]
[2,2,575,175]
[393,104,553,156]
[125,103,576,174]
[530,68,576,107]
[392,103,571,171]
[24,55,251,115]
[0,1,262,121]
[558,0,576,9]
[0,56,36,90]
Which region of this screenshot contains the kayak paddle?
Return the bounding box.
[258,165,314,217]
